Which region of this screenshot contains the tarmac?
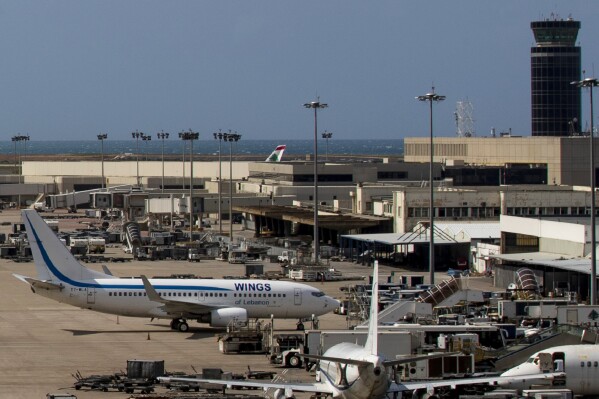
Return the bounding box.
[0,209,495,399]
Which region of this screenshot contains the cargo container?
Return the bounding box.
[556,305,599,327]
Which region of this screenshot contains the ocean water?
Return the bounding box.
[0,139,403,157]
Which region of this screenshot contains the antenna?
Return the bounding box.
[455,100,475,137]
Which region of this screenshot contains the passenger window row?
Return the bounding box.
[106,291,287,298]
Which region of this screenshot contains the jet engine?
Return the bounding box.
[198,307,248,327]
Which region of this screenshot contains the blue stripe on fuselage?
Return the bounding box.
[26,213,230,292]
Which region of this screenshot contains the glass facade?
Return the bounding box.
[530,20,581,137]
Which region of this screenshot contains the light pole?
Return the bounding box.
[416,87,446,285]
[179,132,186,190]
[141,134,152,161]
[224,131,241,241]
[131,130,143,186]
[180,130,200,240]
[322,131,333,162]
[11,134,28,183]
[213,130,225,235]
[157,131,169,193]
[97,133,108,190]
[572,77,599,305]
[22,135,30,178]
[11,136,18,178]
[304,100,328,264]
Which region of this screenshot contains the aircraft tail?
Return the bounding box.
[364,260,379,355]
[265,145,286,162]
[21,209,114,282]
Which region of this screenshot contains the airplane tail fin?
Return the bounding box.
[364,260,379,356]
[22,209,114,282]
[265,145,286,162]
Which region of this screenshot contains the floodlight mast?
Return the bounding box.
[322,131,333,162]
[304,100,328,264]
[572,77,599,305]
[97,133,108,190]
[224,131,241,241]
[180,130,200,241]
[213,130,225,235]
[416,88,446,285]
[157,131,169,193]
[131,130,143,186]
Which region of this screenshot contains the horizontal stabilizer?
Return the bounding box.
[301,353,372,367]
[383,352,459,367]
[13,274,63,290]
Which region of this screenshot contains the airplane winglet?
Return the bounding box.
[141,275,165,303]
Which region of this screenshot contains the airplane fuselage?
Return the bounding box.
[33,277,335,320]
[501,345,599,396]
[317,343,389,399]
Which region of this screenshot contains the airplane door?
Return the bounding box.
[294,288,302,306]
[86,288,96,305]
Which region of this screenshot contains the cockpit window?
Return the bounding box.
[311,291,326,297]
[526,357,535,363]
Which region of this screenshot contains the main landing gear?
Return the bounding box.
[170,318,189,332]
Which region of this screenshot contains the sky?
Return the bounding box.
[0,1,598,141]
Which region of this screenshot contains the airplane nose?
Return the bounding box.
[330,297,341,308]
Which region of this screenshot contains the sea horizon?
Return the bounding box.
[0,138,404,156]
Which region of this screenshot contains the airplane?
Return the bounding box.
[160,260,567,398]
[13,209,339,332]
[265,145,286,162]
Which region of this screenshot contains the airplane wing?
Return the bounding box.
[158,376,332,395]
[389,372,565,393]
[141,275,221,317]
[13,274,63,291]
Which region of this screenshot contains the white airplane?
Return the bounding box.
[160,261,567,398]
[265,145,286,162]
[14,209,339,332]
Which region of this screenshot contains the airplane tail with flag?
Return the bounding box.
[265,145,286,162]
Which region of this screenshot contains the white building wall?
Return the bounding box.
[23,161,249,180]
[500,215,586,244]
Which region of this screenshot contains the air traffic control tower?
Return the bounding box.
[531,17,581,136]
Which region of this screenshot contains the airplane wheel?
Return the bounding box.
[178,321,189,332]
[170,319,179,330]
